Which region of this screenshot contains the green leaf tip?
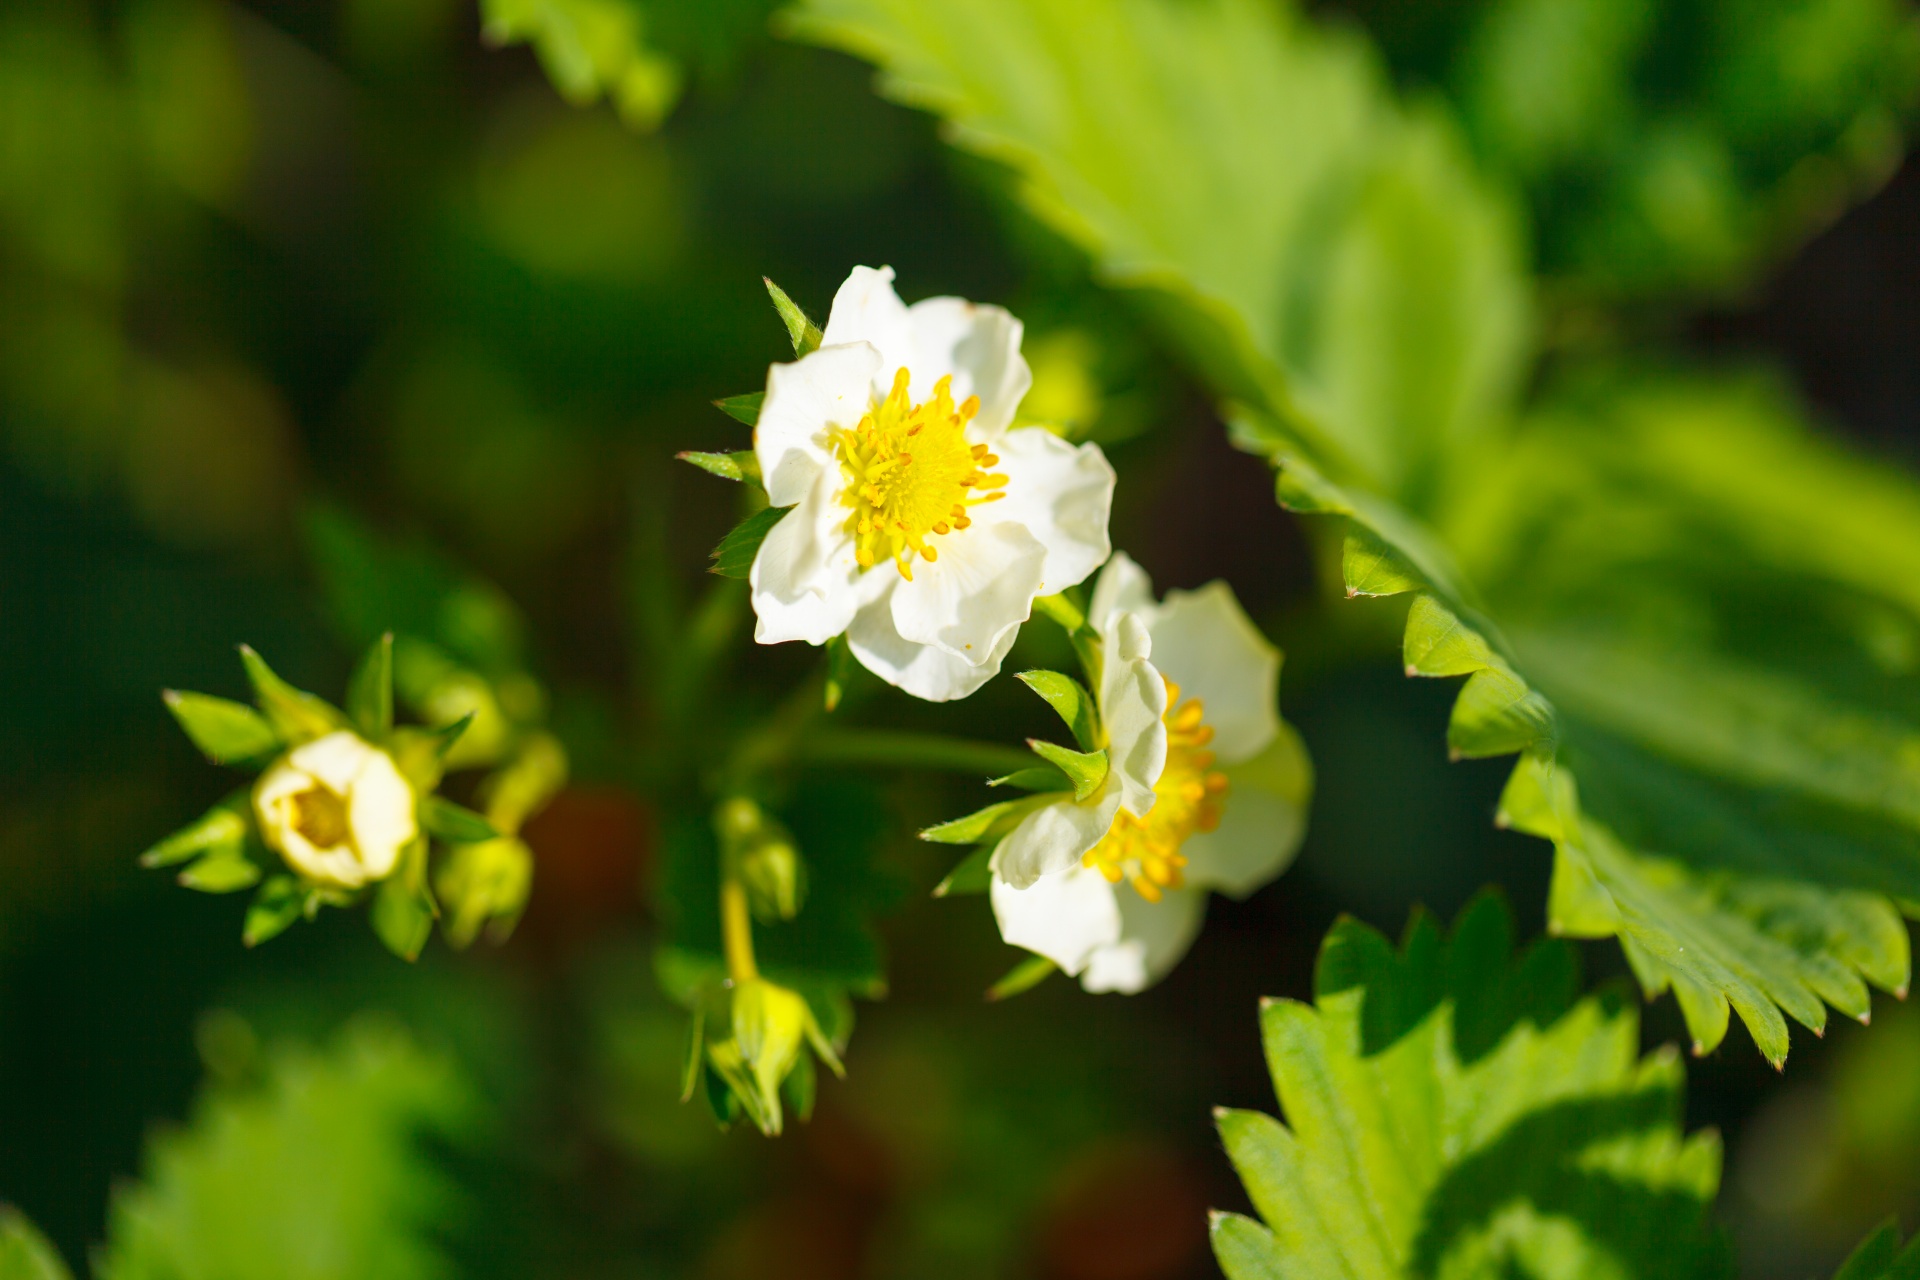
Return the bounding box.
[763,277,823,355]
[985,954,1056,1002]
[712,393,766,428]
[679,448,760,481]
[1016,669,1100,750]
[1027,739,1106,801]
[709,506,788,578]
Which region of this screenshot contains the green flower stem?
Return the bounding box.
[1034,591,1102,685]
[796,729,1035,778]
[720,876,759,983]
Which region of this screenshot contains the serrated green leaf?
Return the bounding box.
[763,277,822,355]
[241,875,305,948]
[1027,740,1106,802]
[1834,1218,1920,1280]
[177,845,262,894]
[1216,897,1730,1280]
[1015,669,1100,750]
[0,1205,72,1280]
[97,1019,481,1280]
[709,505,788,578]
[712,393,765,427]
[420,796,500,845]
[931,843,993,897]
[141,792,251,869]
[347,632,394,740]
[162,691,280,767]
[237,646,345,744]
[677,447,760,480]
[478,0,682,130]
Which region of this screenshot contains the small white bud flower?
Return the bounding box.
[253,729,419,890]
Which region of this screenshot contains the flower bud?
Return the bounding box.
[434,835,533,948]
[253,730,418,890]
[709,978,842,1135]
[714,796,807,922]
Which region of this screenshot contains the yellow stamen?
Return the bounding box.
[830,368,1006,577]
[1082,678,1229,902]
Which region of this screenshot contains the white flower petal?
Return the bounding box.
[1100,612,1168,816]
[991,861,1123,975]
[989,784,1124,889]
[888,521,1046,662]
[820,265,915,381]
[347,747,418,882]
[906,296,1031,435]
[1089,551,1155,634]
[1147,582,1280,763]
[1080,888,1207,994]
[984,430,1114,595]
[288,730,377,792]
[846,575,1020,702]
[1184,725,1312,899]
[751,466,865,646]
[755,343,880,508]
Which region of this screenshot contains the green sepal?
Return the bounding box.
[932,842,995,897]
[141,791,252,869]
[764,277,823,355]
[823,634,856,712]
[709,506,788,578]
[1834,1217,1920,1280]
[986,954,1057,1001]
[1015,669,1100,750]
[712,393,765,427]
[988,766,1073,791]
[346,632,394,741]
[678,447,760,480]
[177,844,263,894]
[782,1045,817,1125]
[389,715,474,794]
[238,645,346,744]
[1027,740,1107,801]
[162,691,280,767]
[371,838,435,962]
[919,795,1050,845]
[420,796,500,844]
[0,1205,72,1280]
[678,1002,707,1104]
[703,1062,742,1129]
[242,875,306,947]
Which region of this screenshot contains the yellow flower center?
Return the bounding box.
[290,785,350,849]
[1083,679,1229,903]
[831,366,1008,580]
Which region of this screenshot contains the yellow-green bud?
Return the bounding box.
[434,835,533,948]
[714,796,807,923]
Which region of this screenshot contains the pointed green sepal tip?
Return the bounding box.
[1026,739,1107,801]
[763,277,823,355]
[679,448,761,481]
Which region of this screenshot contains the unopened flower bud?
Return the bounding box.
[714,796,807,922]
[253,730,417,890]
[711,978,842,1135]
[435,835,533,948]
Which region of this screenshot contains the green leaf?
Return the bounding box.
[1015,670,1100,750]
[712,393,765,427]
[1027,740,1107,802]
[162,691,280,767]
[919,795,1049,845]
[347,632,394,740]
[677,447,760,480]
[1834,1218,1920,1280]
[237,646,346,745]
[420,796,501,845]
[371,840,436,962]
[241,876,306,948]
[931,843,993,897]
[985,954,1055,1002]
[478,0,682,130]
[140,792,251,869]
[0,1206,72,1280]
[1213,895,1730,1280]
[177,845,262,895]
[763,277,822,355]
[96,1019,481,1280]
[709,505,788,578]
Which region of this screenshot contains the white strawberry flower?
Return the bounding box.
[253,729,419,890]
[990,555,1311,993]
[749,266,1116,702]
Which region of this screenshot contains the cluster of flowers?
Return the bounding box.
[747,267,1310,993]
